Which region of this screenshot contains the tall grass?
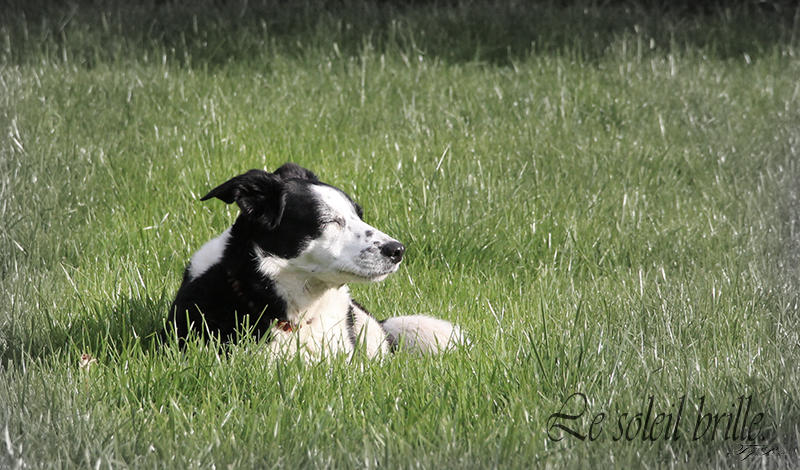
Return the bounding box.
[1,1,799,468]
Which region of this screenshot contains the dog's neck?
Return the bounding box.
[218,225,354,330]
[253,250,351,327]
[280,277,351,327]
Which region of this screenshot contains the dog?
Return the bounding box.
[165,163,462,359]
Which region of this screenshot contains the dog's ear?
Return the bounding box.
[273,162,318,181]
[200,170,285,229]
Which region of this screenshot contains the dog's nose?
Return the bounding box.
[381,241,405,263]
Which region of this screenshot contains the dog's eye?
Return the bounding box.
[326,217,346,227]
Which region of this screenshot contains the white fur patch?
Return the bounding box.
[265,286,353,359]
[350,304,391,357]
[261,284,389,360]
[311,184,362,222]
[187,228,231,281]
[306,185,402,282]
[381,315,464,354]
[254,237,393,360]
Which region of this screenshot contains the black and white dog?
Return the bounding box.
[166,163,462,359]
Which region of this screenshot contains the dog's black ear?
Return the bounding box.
[200,170,285,229]
[273,162,318,181]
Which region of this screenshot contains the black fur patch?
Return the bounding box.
[346,304,357,349]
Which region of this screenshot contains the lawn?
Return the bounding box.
[1,1,799,468]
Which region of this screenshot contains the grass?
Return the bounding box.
[1,0,799,468]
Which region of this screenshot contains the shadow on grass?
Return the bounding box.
[1,0,797,69]
[0,294,168,368]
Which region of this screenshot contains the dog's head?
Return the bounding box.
[201,163,405,285]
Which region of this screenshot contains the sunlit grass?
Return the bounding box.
[1,1,799,468]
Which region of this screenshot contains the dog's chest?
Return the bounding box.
[268,287,353,358]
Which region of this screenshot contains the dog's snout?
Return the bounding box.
[381,241,405,263]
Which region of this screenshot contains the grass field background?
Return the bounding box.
[1,1,799,468]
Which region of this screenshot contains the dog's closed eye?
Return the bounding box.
[325,217,346,227]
